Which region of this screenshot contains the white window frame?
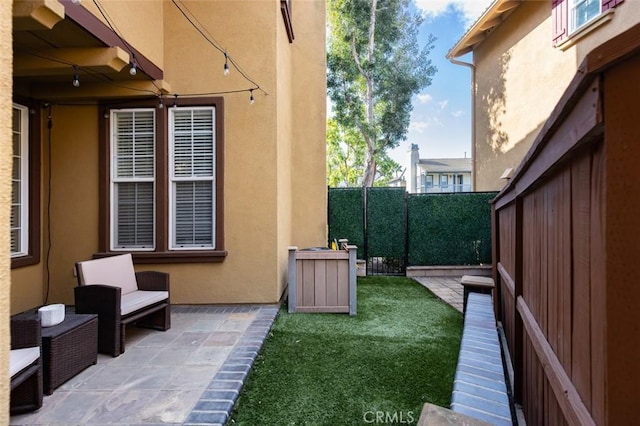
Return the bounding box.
[168,106,216,250]
[569,0,602,34]
[11,104,29,257]
[109,108,156,251]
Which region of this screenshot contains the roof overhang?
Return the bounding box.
[447,0,522,59]
[13,0,170,102]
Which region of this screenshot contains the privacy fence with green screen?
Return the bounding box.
[328,188,497,273]
[327,188,364,258]
[407,192,496,266]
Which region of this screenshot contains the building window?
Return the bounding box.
[553,0,624,46]
[440,174,448,188]
[569,0,601,33]
[12,104,29,257]
[11,100,41,268]
[111,109,156,250]
[426,174,434,188]
[100,98,225,263]
[169,108,215,250]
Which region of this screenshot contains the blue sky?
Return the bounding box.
[388,0,492,168]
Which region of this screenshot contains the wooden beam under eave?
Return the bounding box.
[13,0,65,31]
[479,16,503,31]
[496,0,520,13]
[14,47,130,77]
[27,79,172,101]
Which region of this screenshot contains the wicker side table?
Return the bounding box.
[41,311,98,394]
[13,308,98,395]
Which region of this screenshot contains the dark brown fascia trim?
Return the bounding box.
[281,0,295,43]
[93,250,228,264]
[11,97,42,269]
[59,0,163,80]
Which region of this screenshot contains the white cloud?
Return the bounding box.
[415,0,494,25]
[416,93,433,104]
[438,100,449,110]
[409,116,443,133]
[451,109,464,117]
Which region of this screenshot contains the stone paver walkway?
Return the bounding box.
[412,276,464,313]
[10,304,279,426]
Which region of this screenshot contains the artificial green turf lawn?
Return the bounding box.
[229,276,463,426]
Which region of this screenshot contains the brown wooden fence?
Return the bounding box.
[492,24,640,425]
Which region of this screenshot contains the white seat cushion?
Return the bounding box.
[121,290,169,316]
[77,254,138,295]
[10,347,40,377]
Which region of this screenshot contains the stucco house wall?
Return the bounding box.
[454,0,640,191]
[9,0,327,314]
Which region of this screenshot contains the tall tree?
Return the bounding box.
[327,0,436,187]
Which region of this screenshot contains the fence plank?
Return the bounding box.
[518,297,596,426]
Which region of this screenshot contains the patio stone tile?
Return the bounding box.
[186,346,233,366]
[227,312,256,321]
[217,319,251,332]
[188,319,226,333]
[75,366,137,390]
[203,331,241,346]
[84,389,159,424]
[168,332,211,347]
[150,346,195,366]
[120,366,174,390]
[136,390,203,424]
[166,366,218,390]
[39,390,112,424]
[110,346,159,366]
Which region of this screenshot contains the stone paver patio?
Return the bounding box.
[412,276,464,313]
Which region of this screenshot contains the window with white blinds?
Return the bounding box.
[169,107,216,249]
[111,109,155,250]
[11,104,29,257]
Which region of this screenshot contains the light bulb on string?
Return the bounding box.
[72,65,80,88]
[173,94,178,108]
[249,89,255,105]
[129,61,137,76]
[223,53,230,76]
[158,97,164,109]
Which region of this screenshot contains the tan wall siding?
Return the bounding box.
[80,0,164,68]
[1,2,11,421]
[9,1,327,306]
[291,0,327,249]
[474,1,640,191]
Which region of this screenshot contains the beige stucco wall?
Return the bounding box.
[10,0,327,307]
[1,2,11,421]
[473,1,640,191]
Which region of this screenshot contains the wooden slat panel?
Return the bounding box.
[325,259,339,307]
[296,258,304,307]
[295,251,349,260]
[296,306,349,313]
[302,259,315,307]
[571,151,592,410]
[518,297,596,425]
[589,141,606,426]
[559,169,573,375]
[314,260,327,307]
[337,258,349,307]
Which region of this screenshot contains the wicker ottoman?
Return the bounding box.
[40,312,98,394]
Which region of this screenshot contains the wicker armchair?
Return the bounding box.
[10,318,43,415]
[74,254,170,357]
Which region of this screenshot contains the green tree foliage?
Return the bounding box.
[327,0,437,187]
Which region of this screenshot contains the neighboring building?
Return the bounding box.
[408,144,471,193]
[448,0,638,191]
[4,0,326,365]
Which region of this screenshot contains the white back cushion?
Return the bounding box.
[77,254,138,295]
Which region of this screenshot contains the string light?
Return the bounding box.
[129,61,137,76]
[173,94,178,108]
[72,65,80,87]
[158,97,164,109]
[223,52,230,76]
[249,89,254,105]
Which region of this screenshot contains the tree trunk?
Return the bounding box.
[362,0,377,187]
